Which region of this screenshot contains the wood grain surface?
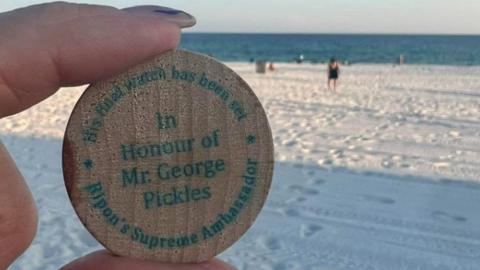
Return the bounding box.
[62,50,274,262]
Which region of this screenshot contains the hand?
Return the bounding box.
[0,2,234,269]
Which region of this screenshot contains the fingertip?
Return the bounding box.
[0,1,186,114]
[148,17,182,50]
[207,258,238,270]
[123,5,196,29]
[61,250,237,270]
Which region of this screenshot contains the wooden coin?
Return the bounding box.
[62,50,274,262]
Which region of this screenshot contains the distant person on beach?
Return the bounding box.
[328,58,340,91]
[268,62,276,71]
[295,54,304,64]
[397,54,405,65]
[0,3,234,270]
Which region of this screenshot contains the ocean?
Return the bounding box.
[179,33,480,66]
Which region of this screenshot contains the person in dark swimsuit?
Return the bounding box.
[328,57,340,91]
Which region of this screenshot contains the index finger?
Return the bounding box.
[0,2,194,117]
[61,250,236,270]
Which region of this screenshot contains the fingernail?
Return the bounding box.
[123,6,196,28]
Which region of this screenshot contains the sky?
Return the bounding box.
[1,0,479,34]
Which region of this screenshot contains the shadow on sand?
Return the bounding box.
[3,133,480,270]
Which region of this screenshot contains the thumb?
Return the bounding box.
[0,2,195,117]
[61,250,237,270]
[0,140,37,269]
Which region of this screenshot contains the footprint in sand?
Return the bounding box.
[329,149,344,157]
[303,189,319,195]
[434,162,451,169]
[381,159,394,169]
[318,158,333,166]
[293,163,304,169]
[281,139,297,147]
[286,196,307,203]
[273,261,303,270]
[234,250,254,258]
[280,208,300,217]
[302,169,316,177]
[399,163,411,168]
[300,148,312,154]
[356,136,371,142]
[361,194,396,205]
[262,237,283,251]
[42,243,64,258]
[375,123,389,130]
[448,131,461,138]
[300,224,323,238]
[347,145,357,150]
[431,211,467,223]
[308,178,326,186]
[288,185,319,195]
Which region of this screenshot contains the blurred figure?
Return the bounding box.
[268,62,276,71]
[397,54,405,65]
[295,54,304,64]
[328,57,340,91]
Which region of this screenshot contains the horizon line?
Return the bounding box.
[182,31,480,36]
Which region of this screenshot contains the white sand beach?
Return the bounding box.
[3,63,480,269]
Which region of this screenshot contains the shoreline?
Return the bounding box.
[221,61,480,67]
